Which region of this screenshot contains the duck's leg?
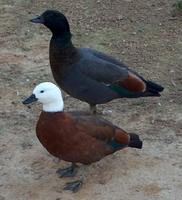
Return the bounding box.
[56,163,77,177]
[64,179,83,192]
[89,104,97,115]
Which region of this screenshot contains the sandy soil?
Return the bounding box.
[0,0,182,200]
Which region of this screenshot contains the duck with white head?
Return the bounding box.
[23,82,143,192]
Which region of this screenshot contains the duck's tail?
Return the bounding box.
[144,80,164,96]
[129,133,143,149]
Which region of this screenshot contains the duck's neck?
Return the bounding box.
[49,34,79,80]
[51,33,73,49]
[43,100,64,113]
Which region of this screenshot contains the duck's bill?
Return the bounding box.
[30,15,44,23]
[22,94,38,105]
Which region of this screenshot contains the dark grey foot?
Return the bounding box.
[64,180,83,192]
[56,163,77,177]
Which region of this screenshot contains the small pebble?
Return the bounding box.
[102,109,112,115]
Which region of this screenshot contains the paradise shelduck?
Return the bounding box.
[30,10,164,114]
[23,82,142,192]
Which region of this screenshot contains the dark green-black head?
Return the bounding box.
[30,10,71,36]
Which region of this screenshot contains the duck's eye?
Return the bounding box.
[40,90,44,93]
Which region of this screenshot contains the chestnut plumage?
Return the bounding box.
[36,111,142,165]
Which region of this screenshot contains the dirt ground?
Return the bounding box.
[0,0,182,199]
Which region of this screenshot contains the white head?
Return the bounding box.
[23,82,64,112]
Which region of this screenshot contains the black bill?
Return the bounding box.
[30,15,44,23]
[22,94,38,105]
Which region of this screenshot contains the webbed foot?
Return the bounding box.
[64,180,83,192]
[56,163,77,177]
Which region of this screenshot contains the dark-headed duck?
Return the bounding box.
[23,82,142,192]
[30,10,164,114]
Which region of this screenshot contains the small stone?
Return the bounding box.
[102,109,112,115]
[117,15,124,20]
[164,136,173,144]
[156,8,163,11]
